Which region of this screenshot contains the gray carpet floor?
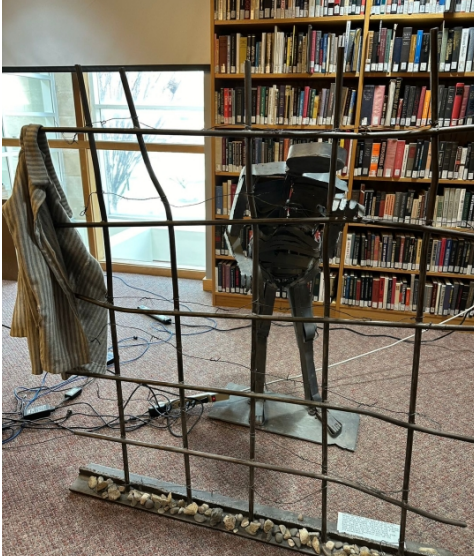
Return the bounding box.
[2,273,474,556]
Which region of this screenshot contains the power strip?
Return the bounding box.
[148,392,229,418]
[23,404,56,420]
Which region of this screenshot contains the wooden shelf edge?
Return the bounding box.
[343,265,474,279]
[348,222,474,232]
[352,176,474,184]
[337,305,472,322]
[364,71,474,78]
[214,15,365,26]
[214,72,359,79]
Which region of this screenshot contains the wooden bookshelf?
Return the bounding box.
[210,0,474,323]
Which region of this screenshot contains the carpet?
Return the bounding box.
[2,273,473,556]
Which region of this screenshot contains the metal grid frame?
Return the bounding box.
[44,29,474,555]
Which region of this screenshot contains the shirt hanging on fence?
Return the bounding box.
[2,124,108,377]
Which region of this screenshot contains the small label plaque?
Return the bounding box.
[337,512,400,545]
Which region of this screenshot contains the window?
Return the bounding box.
[2,70,206,272]
[88,70,206,270]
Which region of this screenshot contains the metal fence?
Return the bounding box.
[47,28,474,556]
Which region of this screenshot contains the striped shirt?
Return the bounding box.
[3,124,107,377]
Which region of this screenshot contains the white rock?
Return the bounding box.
[300,528,309,545]
[326,541,335,551]
[284,529,292,540]
[263,519,274,533]
[223,515,236,531]
[108,489,122,501]
[183,502,198,515]
[419,550,439,555]
[88,476,97,489]
[298,513,304,521]
[360,548,370,556]
[288,539,295,547]
[312,536,321,554]
[246,521,261,535]
[140,493,150,505]
[241,518,250,528]
[279,524,287,535]
[96,479,108,492]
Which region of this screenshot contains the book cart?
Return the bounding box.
[47,44,474,556]
[211,0,474,320]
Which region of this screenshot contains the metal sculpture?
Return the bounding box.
[226,142,364,434]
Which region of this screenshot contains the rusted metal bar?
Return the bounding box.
[398,30,441,556]
[243,59,259,521]
[74,65,131,487]
[59,368,474,444]
[55,217,474,241]
[321,45,346,543]
[72,430,467,529]
[75,293,474,331]
[118,68,192,503]
[42,123,474,140]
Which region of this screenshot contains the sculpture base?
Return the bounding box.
[208,383,360,452]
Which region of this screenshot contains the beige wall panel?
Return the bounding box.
[3,0,210,67]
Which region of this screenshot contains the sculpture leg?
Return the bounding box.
[287,276,342,437]
[253,280,277,425]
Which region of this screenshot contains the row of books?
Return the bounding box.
[216,261,250,293]
[213,0,474,21]
[215,137,353,174]
[215,25,362,75]
[365,25,474,74]
[313,271,338,302]
[353,140,474,181]
[344,231,474,273]
[371,0,474,13]
[215,261,339,302]
[341,272,474,315]
[433,187,474,226]
[215,262,474,316]
[214,0,366,20]
[352,184,474,226]
[215,84,357,126]
[360,83,474,129]
[215,183,238,216]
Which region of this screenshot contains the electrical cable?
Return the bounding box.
[262,303,474,390]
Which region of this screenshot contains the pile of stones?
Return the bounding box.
[85,475,416,556]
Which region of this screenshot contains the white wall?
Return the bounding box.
[3,0,210,67]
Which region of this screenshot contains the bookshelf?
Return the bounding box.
[210,0,474,321]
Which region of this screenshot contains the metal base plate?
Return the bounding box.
[70,464,453,556]
[208,383,360,451]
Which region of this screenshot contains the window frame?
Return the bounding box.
[2,67,208,280]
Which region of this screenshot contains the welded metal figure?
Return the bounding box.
[226,142,364,433]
